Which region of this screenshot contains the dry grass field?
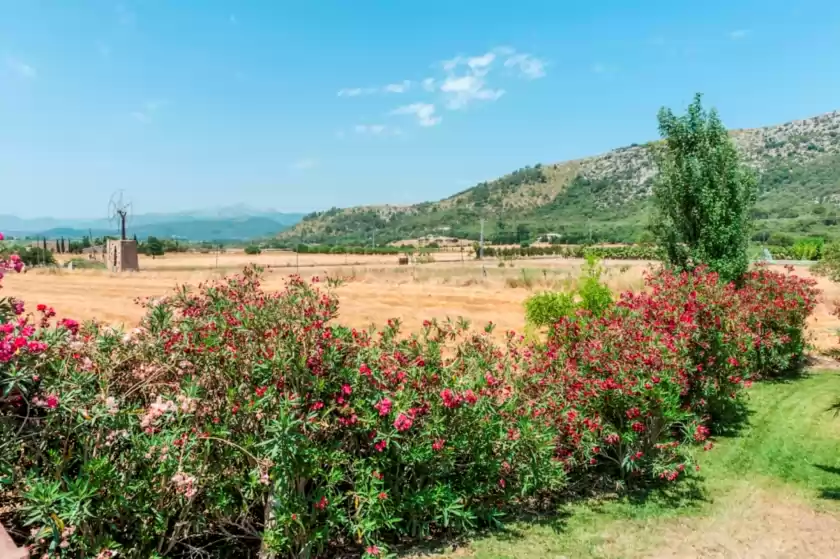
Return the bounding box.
[5,251,840,353]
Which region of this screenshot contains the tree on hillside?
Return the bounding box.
[652,93,757,282]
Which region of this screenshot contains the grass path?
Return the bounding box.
[421,371,840,559]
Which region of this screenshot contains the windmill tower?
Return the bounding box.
[105,190,140,272]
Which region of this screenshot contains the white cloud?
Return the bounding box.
[339,81,411,96]
[337,87,376,97]
[292,158,318,170]
[440,74,504,109]
[340,46,544,130]
[467,52,496,71]
[729,29,750,40]
[504,53,547,79]
[384,80,411,93]
[5,57,36,79]
[354,124,402,136]
[436,50,508,110]
[390,103,441,127]
[355,124,386,134]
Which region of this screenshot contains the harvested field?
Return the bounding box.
[5,253,840,352]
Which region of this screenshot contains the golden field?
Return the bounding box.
[4,250,840,352]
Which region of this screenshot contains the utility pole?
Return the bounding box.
[479,218,485,260]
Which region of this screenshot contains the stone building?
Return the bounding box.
[106,239,140,272]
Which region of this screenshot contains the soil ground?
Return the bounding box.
[5,252,840,352]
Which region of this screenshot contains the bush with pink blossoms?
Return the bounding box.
[0,262,818,558]
[3,268,568,558]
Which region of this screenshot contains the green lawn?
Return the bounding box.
[418,371,840,559]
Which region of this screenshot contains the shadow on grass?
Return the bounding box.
[764,356,814,384]
[710,399,754,438]
[397,476,709,556]
[815,464,840,501]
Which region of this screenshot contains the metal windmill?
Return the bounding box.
[107,190,133,241]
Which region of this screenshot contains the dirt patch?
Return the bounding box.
[627,485,840,559]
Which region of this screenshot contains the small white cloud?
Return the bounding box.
[504,53,546,79]
[229,14,238,24]
[390,103,441,127]
[5,57,36,79]
[467,52,496,71]
[440,74,504,110]
[355,124,385,134]
[337,87,376,97]
[354,124,402,136]
[384,80,411,93]
[421,77,436,92]
[729,29,750,40]
[292,158,318,170]
[130,111,149,122]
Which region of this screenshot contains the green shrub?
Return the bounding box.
[524,257,613,328]
[1,264,818,557]
[65,258,106,270]
[813,242,840,281]
[524,291,576,326]
[244,245,262,255]
[792,237,824,260]
[578,254,613,315]
[2,245,55,266]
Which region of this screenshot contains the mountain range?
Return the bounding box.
[0,206,304,241]
[280,109,840,246]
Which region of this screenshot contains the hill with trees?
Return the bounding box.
[279,109,840,245]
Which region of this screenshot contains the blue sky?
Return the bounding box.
[3,0,840,218]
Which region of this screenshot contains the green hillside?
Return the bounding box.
[280,110,840,245]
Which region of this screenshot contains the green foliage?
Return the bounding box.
[144,236,164,257]
[652,93,758,282]
[813,241,840,281]
[791,237,824,260]
[1,263,818,557]
[2,245,55,266]
[524,291,576,327]
[577,254,613,315]
[524,256,613,328]
[244,244,262,255]
[65,258,106,270]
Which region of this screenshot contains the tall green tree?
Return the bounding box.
[145,236,165,257]
[652,93,757,282]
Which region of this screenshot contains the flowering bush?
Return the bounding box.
[0,258,818,558]
[4,268,569,557]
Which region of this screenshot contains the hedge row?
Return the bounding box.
[0,260,818,558]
